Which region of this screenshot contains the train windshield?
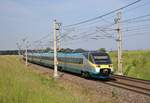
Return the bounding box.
[91,53,112,64]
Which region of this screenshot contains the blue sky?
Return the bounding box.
[0,0,150,50]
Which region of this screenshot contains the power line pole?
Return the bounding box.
[25,44,28,66]
[53,20,58,78]
[56,22,61,51]
[25,41,29,66]
[22,38,28,66]
[115,12,123,75]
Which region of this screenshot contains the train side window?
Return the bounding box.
[79,58,83,64]
[62,57,65,62]
[74,58,78,63]
[75,58,79,64]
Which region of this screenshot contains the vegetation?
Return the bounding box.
[99,48,106,53]
[59,48,87,53]
[0,50,18,55]
[73,48,87,53]
[0,50,149,103]
[0,56,87,103]
[109,50,150,80]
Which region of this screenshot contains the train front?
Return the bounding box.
[88,52,113,79]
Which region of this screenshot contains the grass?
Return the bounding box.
[109,50,150,80]
[1,52,149,103]
[0,55,87,103]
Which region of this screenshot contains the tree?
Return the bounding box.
[73,48,87,53]
[44,47,52,52]
[99,48,106,53]
[65,48,73,53]
[59,48,73,53]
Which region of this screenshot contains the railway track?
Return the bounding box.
[104,75,150,96]
[113,75,150,84]
[27,60,150,97]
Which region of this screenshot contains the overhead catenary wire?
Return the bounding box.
[124,31,150,39]
[33,32,53,43]
[23,0,150,51]
[123,23,150,30]
[122,0,150,14]
[63,0,150,30]
[94,13,150,31]
[60,10,150,45]
[122,13,150,23]
[63,0,142,27]
[62,12,150,41]
[28,0,149,50]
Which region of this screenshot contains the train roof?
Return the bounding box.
[27,51,109,58]
[28,52,84,58]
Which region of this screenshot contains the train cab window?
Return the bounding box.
[93,55,111,64]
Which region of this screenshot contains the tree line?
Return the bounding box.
[0,48,106,55]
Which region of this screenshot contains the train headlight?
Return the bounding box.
[95,68,100,73]
[109,64,113,68]
[96,65,101,68]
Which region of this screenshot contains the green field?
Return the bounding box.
[0,56,88,103]
[109,50,150,80]
[0,50,149,103]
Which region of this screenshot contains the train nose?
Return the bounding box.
[103,69,108,73]
[100,68,111,76]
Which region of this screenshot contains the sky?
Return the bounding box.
[0,0,150,51]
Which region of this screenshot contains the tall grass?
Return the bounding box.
[109,50,150,80]
[0,56,85,103]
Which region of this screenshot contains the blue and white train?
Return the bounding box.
[25,51,113,79]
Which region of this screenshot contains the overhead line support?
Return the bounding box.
[115,12,123,75]
[53,20,59,78]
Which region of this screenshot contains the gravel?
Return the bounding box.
[29,63,150,103]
